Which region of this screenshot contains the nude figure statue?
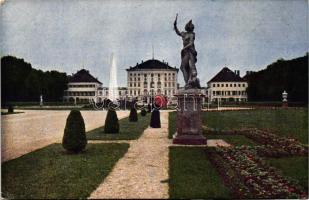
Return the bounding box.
[174,14,201,89]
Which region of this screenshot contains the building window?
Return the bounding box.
[221,84,224,87]
[217,84,220,87]
[234,84,236,87]
[238,84,241,87]
[230,84,232,87]
[243,83,245,87]
[226,84,228,87]
[213,83,216,87]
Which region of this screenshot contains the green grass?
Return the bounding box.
[201,108,308,144]
[169,147,231,199]
[265,156,308,191]
[2,143,129,199]
[205,134,257,146]
[87,113,150,140]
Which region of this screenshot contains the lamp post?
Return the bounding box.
[282,90,288,108]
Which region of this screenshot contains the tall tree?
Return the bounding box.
[245,54,308,102]
[1,55,68,104]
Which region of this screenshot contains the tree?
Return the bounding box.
[246,54,308,102]
[62,110,87,153]
[129,107,138,122]
[104,109,119,133]
[141,108,147,116]
[1,55,68,105]
[150,108,161,128]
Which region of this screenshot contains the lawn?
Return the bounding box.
[205,134,257,146]
[169,147,231,199]
[2,143,129,199]
[265,156,308,191]
[87,113,150,140]
[201,108,308,144]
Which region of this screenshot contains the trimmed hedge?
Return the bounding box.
[104,109,119,133]
[62,110,87,153]
[8,105,14,113]
[141,108,147,116]
[150,109,161,128]
[129,107,138,122]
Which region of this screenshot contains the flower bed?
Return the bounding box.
[206,147,308,199]
[204,127,308,157]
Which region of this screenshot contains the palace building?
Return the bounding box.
[63,63,248,104]
[63,59,179,104]
[126,59,179,101]
[63,69,103,103]
[207,67,248,102]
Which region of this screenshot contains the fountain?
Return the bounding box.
[108,53,119,102]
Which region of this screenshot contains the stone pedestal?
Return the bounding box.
[282,101,288,108]
[173,89,207,145]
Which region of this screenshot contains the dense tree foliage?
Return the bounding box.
[246,54,308,102]
[141,108,147,116]
[129,107,138,122]
[1,56,68,104]
[62,110,87,153]
[104,109,119,133]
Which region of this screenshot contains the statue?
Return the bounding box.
[174,14,201,89]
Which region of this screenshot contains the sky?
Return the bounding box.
[0,0,308,87]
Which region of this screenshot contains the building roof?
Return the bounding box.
[207,67,246,83]
[126,59,179,71]
[68,69,102,84]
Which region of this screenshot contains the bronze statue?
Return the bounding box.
[174,14,201,89]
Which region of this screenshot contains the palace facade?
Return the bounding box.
[64,59,179,103]
[126,59,179,100]
[63,63,248,104]
[63,69,103,103]
[207,67,248,102]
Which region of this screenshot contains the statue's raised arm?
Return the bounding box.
[174,14,182,36]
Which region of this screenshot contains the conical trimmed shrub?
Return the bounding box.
[150,109,161,128]
[62,110,87,153]
[104,109,119,133]
[141,108,147,116]
[129,107,138,122]
[8,104,14,113]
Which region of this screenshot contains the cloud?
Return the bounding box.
[1,0,307,87]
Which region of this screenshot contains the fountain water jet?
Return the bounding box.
[108,53,119,101]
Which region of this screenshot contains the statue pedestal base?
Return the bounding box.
[173,89,207,145]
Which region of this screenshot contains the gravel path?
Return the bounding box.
[1,110,129,162]
[89,112,170,199]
